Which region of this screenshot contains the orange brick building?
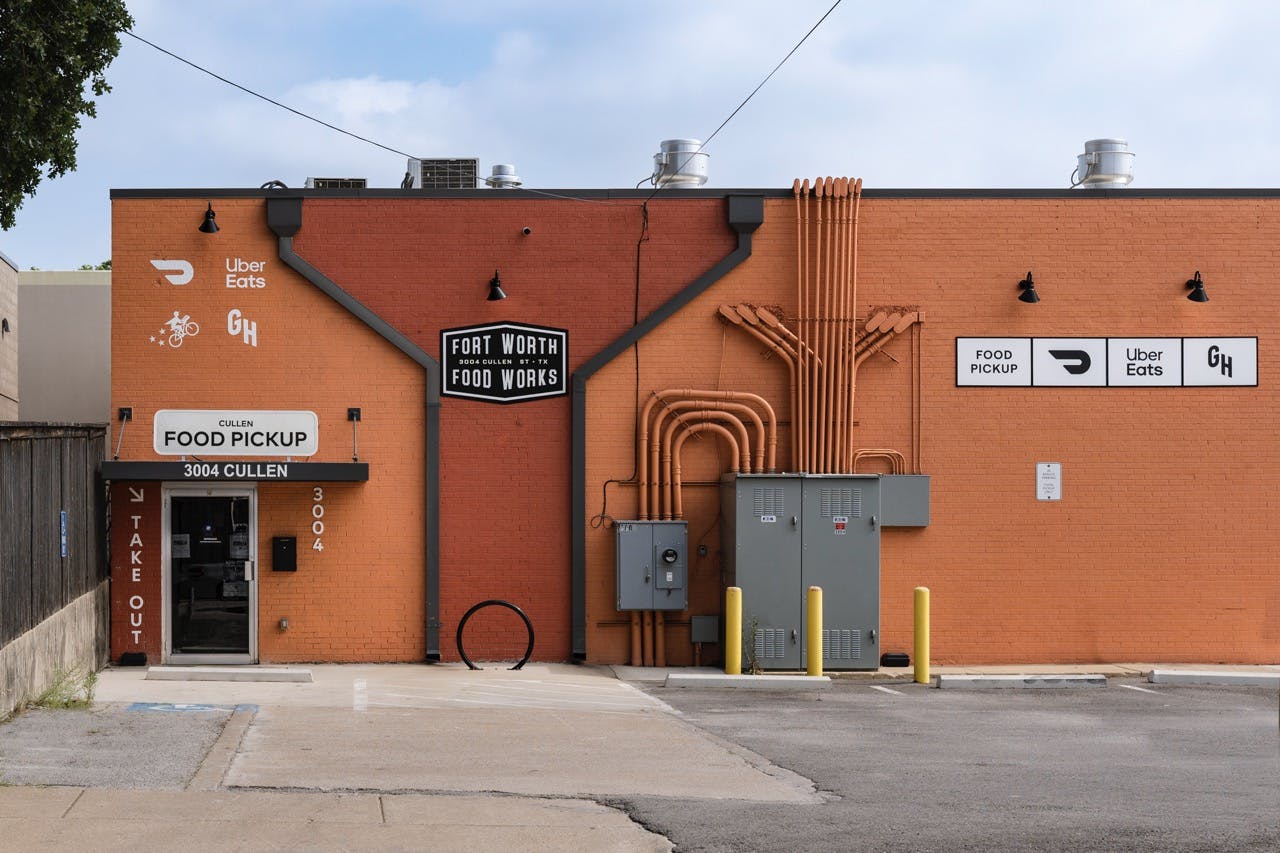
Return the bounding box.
[104,183,1280,667]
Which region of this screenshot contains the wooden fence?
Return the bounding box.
[0,424,107,646]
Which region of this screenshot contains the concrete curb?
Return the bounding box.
[1148,670,1280,687]
[146,666,313,683]
[935,673,1107,689]
[665,673,831,690]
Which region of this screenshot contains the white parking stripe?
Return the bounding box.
[870,685,904,695]
[1121,684,1160,694]
[353,678,368,711]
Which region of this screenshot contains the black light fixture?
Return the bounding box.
[1186,270,1209,302]
[198,202,219,233]
[487,269,507,301]
[1017,271,1040,303]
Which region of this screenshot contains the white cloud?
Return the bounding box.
[9,0,1280,268]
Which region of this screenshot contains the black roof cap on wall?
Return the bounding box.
[111,186,1280,200]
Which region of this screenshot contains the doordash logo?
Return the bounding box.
[150,259,193,286]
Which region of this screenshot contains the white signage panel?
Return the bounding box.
[154,410,319,457]
[1107,339,1182,387]
[1032,338,1107,387]
[1182,337,1258,386]
[1036,462,1062,501]
[956,338,1031,386]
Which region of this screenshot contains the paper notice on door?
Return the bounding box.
[172,534,191,558]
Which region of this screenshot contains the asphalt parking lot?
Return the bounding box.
[625,678,1280,852]
[0,666,1276,851]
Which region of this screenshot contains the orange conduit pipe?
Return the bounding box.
[630,612,642,666]
[845,179,863,472]
[853,448,906,475]
[655,610,666,668]
[717,307,798,466]
[651,389,776,459]
[662,399,764,472]
[643,389,776,517]
[833,178,851,474]
[670,421,741,520]
[660,409,752,512]
[654,409,747,518]
[798,179,811,471]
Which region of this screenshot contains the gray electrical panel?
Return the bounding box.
[721,474,884,670]
[615,520,688,611]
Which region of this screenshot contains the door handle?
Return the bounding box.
[243,560,255,582]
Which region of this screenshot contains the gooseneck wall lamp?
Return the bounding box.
[1017,271,1040,303]
[198,203,219,234]
[1186,270,1209,302]
[488,269,507,301]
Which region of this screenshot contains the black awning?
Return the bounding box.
[99,461,369,482]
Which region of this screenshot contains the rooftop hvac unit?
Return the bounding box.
[304,177,367,189]
[406,157,479,189]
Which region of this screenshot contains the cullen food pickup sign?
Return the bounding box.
[154,410,319,456]
[441,322,568,403]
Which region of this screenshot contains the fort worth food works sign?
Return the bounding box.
[441,322,568,403]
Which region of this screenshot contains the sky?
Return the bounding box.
[5,0,1280,269]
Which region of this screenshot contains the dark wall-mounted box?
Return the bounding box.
[272,536,297,572]
[880,475,931,527]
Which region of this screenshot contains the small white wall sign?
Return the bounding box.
[1037,462,1062,501]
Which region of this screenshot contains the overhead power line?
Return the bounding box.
[123,30,416,160]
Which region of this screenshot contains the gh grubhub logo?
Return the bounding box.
[1207,344,1233,378]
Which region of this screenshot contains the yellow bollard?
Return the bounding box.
[914,586,930,684]
[807,586,823,676]
[725,586,742,675]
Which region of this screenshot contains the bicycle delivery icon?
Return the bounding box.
[153,311,201,348]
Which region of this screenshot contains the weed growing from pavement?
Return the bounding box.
[29,666,98,710]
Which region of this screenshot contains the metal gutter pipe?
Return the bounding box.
[267,196,443,661]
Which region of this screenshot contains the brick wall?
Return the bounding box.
[111,198,425,662]
[585,193,1280,665]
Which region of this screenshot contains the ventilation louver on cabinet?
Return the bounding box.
[753,487,786,518]
[755,628,788,659]
[820,488,862,518]
[823,628,862,660]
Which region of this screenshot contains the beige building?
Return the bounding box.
[0,251,17,420]
[17,269,110,423]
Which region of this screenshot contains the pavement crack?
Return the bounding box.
[60,787,87,819]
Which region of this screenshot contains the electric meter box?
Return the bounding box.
[615,520,688,611]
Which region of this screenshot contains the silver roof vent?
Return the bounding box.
[484,164,522,189]
[652,138,709,188]
[1072,139,1135,189]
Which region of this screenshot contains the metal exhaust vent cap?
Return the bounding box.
[652,139,709,187]
[485,164,522,189]
[1073,138,1134,189]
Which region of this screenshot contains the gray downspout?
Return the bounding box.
[267,196,443,660]
[570,195,765,660]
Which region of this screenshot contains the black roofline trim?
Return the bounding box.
[113,186,1280,200]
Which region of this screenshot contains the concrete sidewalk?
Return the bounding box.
[0,787,670,852]
[1,663,824,852]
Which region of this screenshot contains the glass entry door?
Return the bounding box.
[166,489,256,663]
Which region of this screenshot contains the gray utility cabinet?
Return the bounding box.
[721,474,929,671]
[615,520,688,611]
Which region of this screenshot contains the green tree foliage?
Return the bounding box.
[0,0,133,229]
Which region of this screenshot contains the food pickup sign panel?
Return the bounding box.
[154,410,319,456]
[958,337,1257,387]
